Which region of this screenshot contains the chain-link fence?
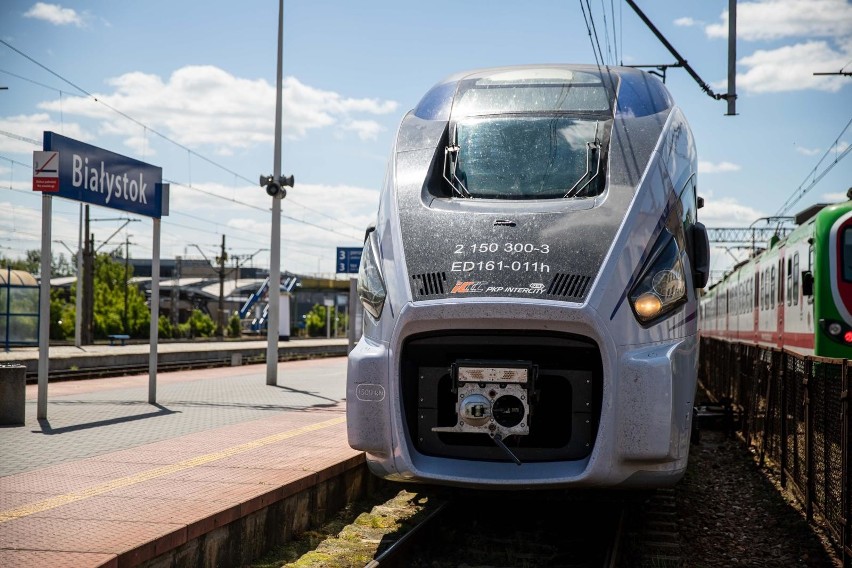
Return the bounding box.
[699,338,851,567]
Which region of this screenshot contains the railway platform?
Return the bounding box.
[0,337,349,380]
[0,356,370,568]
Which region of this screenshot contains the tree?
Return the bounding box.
[228,312,241,337]
[304,304,347,337]
[92,253,149,339]
[178,309,216,338]
[0,249,77,276]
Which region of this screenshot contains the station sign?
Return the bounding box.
[336,247,362,274]
[42,131,166,218]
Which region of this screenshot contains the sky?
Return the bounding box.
[0,0,850,281]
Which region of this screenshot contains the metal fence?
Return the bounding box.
[699,338,851,568]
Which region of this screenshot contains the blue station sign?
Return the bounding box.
[43,131,166,218]
[336,247,362,274]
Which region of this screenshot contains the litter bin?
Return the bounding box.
[0,364,26,426]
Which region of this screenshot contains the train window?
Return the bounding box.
[413,81,457,121]
[843,228,852,281]
[616,71,673,117]
[452,115,611,199]
[445,70,616,200]
[778,259,784,306]
[771,266,776,309]
[787,258,793,306]
[793,254,799,305]
[809,243,815,305]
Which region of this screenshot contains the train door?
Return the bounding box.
[777,256,785,346]
[753,268,760,343]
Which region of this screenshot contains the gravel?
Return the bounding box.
[674,429,842,567]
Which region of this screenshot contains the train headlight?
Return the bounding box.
[828,322,843,336]
[629,230,687,324]
[357,231,387,320]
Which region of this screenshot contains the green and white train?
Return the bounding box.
[701,196,852,358]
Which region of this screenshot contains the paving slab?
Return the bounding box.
[0,357,366,568]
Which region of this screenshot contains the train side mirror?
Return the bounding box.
[802,271,814,296]
[697,196,705,209]
[692,222,710,289]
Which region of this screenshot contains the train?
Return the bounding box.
[700,195,852,358]
[347,64,710,489]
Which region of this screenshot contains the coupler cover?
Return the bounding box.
[432,360,535,439]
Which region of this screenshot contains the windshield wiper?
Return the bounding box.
[443,126,472,198]
[564,121,602,198]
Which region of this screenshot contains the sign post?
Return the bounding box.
[336,247,362,274]
[35,133,167,418]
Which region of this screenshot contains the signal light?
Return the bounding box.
[844,331,852,344]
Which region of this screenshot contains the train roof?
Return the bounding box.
[412,64,674,122]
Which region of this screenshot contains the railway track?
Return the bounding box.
[25,348,342,382]
[269,485,684,567]
[367,490,629,568]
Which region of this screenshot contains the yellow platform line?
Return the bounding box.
[0,415,346,523]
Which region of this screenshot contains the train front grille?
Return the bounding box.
[400,332,603,462]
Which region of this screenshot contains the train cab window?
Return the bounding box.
[445,69,615,200]
[778,260,784,306]
[793,254,799,305]
[843,228,852,281]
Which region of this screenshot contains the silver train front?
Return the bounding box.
[347,65,708,489]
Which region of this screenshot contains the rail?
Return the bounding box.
[700,337,852,567]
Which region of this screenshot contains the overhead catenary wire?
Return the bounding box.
[600,0,614,66]
[164,179,362,240]
[610,0,619,65]
[775,113,852,216]
[0,41,365,236]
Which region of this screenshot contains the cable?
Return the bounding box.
[580,1,604,70]
[0,130,40,146]
[600,0,614,66]
[609,0,619,65]
[0,67,67,94]
[0,43,364,234]
[776,113,852,216]
[165,179,362,240]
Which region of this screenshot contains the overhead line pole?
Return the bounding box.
[267,0,284,386]
[625,0,737,114]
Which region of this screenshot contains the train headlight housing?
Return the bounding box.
[357,231,387,320]
[629,230,687,324]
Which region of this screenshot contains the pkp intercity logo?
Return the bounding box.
[451,281,488,294]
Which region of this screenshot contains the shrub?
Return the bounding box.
[228,312,241,337]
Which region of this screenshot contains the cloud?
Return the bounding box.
[699,197,765,227]
[23,3,84,27]
[822,191,851,202]
[0,114,87,155]
[698,160,741,174]
[37,66,398,154]
[154,179,377,273]
[734,41,852,93]
[795,146,822,156]
[706,0,852,41]
[674,17,701,28]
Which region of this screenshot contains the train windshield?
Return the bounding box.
[445,68,615,200]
